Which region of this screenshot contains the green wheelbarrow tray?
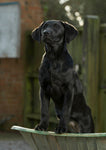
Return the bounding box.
[11,126,106,150]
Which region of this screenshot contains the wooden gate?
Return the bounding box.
[24,16,106,132]
[68,16,106,132]
[24,31,57,129]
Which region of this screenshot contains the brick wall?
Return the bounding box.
[0,0,43,130]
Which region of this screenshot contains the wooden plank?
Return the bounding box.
[98,28,106,132]
[24,31,44,128]
[56,136,69,150]
[82,16,100,131]
[65,137,79,150]
[96,137,106,150]
[98,89,106,132]
[76,138,88,150]
[32,134,51,150]
[86,137,97,150]
[20,132,38,150]
[46,135,61,150]
[11,126,106,137]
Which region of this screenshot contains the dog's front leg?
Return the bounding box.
[55,90,74,134]
[35,88,50,131]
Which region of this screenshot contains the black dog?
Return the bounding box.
[32,20,94,133]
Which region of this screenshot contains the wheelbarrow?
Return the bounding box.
[11,126,106,150]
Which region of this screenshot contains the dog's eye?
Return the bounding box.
[54,24,60,29]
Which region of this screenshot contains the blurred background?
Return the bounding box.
[0,0,106,149]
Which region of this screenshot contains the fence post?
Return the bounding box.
[82,15,100,131]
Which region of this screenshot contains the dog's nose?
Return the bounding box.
[43,30,49,36]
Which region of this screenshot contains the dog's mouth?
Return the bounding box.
[42,35,61,44]
[42,35,53,43]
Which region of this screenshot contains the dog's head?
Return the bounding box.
[32,20,78,44]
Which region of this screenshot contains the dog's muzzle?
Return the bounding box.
[42,29,52,43]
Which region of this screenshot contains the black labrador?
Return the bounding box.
[32,20,94,133]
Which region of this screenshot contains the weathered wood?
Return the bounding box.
[11,126,106,150]
[24,31,43,128]
[21,132,38,150]
[86,138,97,150]
[46,135,61,150]
[32,134,51,150]
[82,16,100,131]
[98,26,106,132]
[76,138,88,150]
[96,137,106,150]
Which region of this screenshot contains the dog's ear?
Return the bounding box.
[62,22,78,43]
[32,21,45,42]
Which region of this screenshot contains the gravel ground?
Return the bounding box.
[0,131,32,150]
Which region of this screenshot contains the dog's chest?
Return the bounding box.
[50,61,63,83]
[39,57,73,95]
[48,61,65,97]
[40,60,63,87]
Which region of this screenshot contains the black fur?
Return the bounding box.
[32,20,94,133]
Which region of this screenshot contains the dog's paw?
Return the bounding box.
[55,126,67,134]
[35,124,47,131]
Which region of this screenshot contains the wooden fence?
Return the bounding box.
[24,16,106,132]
